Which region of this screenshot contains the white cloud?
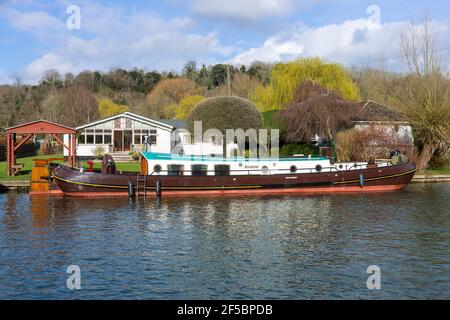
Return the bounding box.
[4,8,65,36]
[190,0,294,23]
[19,6,235,83]
[233,18,450,69]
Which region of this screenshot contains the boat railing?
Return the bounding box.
[149,165,368,176]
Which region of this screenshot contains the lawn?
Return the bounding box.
[0,154,140,181]
[421,167,450,175]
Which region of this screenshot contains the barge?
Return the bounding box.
[52,152,417,197]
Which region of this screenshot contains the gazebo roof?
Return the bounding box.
[6,120,77,134]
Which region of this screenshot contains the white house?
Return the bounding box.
[64,112,239,159]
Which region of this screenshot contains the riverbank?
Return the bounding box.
[2,173,450,191]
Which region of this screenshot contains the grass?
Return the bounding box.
[0,154,140,181]
[0,154,65,181]
[81,160,140,172]
[421,167,450,175]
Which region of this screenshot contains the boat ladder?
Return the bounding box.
[136,174,147,198]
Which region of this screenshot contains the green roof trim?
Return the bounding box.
[140,152,328,162]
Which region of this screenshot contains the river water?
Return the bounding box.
[0,183,449,299]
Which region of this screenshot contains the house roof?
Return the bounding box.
[6,120,77,134]
[76,112,174,131]
[358,100,408,122]
[157,119,187,129]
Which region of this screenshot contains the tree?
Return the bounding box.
[59,86,99,126]
[41,69,63,88]
[212,73,261,99]
[391,16,450,169]
[98,98,129,117]
[188,95,262,134]
[146,78,201,118]
[210,64,227,87]
[247,61,271,85]
[183,61,198,81]
[251,58,360,112]
[175,95,205,120]
[276,81,361,143]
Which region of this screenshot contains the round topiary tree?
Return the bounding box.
[187,96,263,156]
[188,95,263,133]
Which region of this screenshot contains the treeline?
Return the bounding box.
[0,61,272,128]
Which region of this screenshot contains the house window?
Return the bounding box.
[95,133,103,144]
[78,133,86,144]
[149,130,157,145]
[125,118,132,128]
[86,129,94,144]
[114,119,121,128]
[104,130,112,144]
[183,134,191,144]
[134,134,141,144]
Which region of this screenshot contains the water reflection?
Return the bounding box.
[0,184,449,299]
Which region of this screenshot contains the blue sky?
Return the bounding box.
[0,0,449,84]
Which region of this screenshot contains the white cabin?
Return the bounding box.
[140,152,342,176]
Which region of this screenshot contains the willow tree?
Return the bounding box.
[277,81,361,144]
[251,58,360,112]
[391,16,450,169]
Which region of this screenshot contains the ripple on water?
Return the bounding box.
[0,183,449,299]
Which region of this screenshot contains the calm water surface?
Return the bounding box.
[0,184,449,299]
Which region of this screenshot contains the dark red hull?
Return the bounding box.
[52,162,417,197]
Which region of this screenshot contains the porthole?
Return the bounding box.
[290,165,297,173]
[315,164,323,172]
[338,164,343,169]
[262,166,269,174]
[153,165,162,173]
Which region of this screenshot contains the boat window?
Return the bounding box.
[167,164,184,176]
[191,165,208,176]
[290,165,297,173]
[315,164,322,172]
[214,165,230,176]
[153,165,162,173]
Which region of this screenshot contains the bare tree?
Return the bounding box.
[394,16,450,169]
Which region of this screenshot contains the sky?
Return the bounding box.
[0,0,449,84]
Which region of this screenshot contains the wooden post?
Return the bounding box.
[71,134,76,167]
[6,132,11,176]
[11,134,16,174]
[73,134,77,167]
[68,134,72,167]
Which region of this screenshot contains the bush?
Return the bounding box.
[335,125,413,162]
[92,146,106,159]
[280,144,318,157]
[188,96,263,133]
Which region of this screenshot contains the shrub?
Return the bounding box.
[187,96,263,133]
[92,146,106,159]
[280,144,318,157]
[335,125,413,162]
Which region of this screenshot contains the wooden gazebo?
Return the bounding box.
[5,120,77,176]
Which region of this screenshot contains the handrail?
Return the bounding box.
[149,165,364,175]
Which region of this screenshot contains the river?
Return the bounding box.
[0,183,449,299]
